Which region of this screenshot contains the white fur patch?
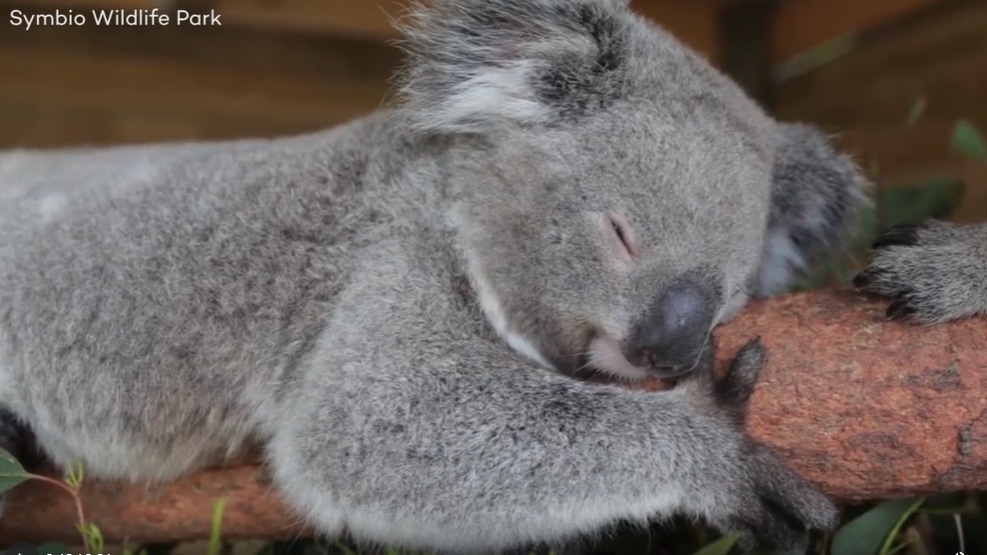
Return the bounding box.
[448,206,556,370]
[429,62,551,132]
[756,230,805,296]
[715,290,749,324]
[471,270,556,370]
[588,336,648,380]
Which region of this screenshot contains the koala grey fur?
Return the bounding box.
[855,221,987,324]
[0,0,868,552]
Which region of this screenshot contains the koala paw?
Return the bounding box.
[721,442,840,552]
[853,221,987,324]
[686,339,840,551]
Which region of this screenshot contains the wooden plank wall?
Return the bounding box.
[0,4,399,147]
[769,0,947,65]
[774,0,987,221]
[0,0,720,149]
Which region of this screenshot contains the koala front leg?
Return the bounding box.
[854,221,987,323]
[269,336,836,554]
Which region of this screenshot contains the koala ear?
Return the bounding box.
[751,123,872,297]
[393,0,633,134]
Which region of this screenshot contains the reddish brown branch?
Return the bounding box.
[3,290,986,545]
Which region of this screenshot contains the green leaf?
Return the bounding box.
[881,177,966,229]
[831,498,925,555]
[37,543,71,555]
[0,447,30,494]
[691,534,740,555]
[333,543,359,555]
[64,461,85,490]
[77,522,105,554]
[208,498,228,555]
[916,491,974,513]
[952,120,987,161]
[845,177,963,258]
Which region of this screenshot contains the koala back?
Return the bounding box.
[0,113,430,478]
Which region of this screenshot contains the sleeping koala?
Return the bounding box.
[0,0,867,552]
[855,222,987,323]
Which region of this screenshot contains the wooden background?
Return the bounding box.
[775,0,987,223]
[0,0,723,147]
[0,0,985,204]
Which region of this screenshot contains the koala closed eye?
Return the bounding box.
[604,211,639,262]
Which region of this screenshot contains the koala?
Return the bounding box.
[0,0,867,552]
[855,221,987,324]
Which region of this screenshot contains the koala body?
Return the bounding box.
[0,0,867,552]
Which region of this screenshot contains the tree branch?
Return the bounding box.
[3,289,984,545]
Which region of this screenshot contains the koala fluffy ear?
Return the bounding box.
[752,123,872,297]
[393,0,633,134]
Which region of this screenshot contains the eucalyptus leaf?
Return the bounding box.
[952,120,987,161]
[831,498,924,555]
[208,498,228,555]
[918,491,973,513]
[333,543,359,555]
[78,522,105,553]
[691,534,740,555]
[0,446,30,494]
[37,543,71,555]
[851,177,964,255]
[882,177,965,228]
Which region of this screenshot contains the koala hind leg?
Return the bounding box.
[854,220,987,323]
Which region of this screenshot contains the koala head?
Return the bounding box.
[396,0,867,380]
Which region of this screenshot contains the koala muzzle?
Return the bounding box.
[627,281,716,377]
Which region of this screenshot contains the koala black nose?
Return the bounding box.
[628,281,717,377]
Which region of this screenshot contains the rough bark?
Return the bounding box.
[3,289,986,545]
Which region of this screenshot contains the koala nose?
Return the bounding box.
[629,281,716,377]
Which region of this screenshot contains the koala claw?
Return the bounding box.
[717,447,839,552]
[715,337,765,412]
[699,339,839,551]
[854,220,987,324]
[884,297,918,320]
[870,223,922,249]
[742,445,840,551]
